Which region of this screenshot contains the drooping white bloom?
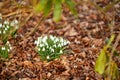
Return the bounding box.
[1,47,6,50]
[4,20,9,24]
[38,48,40,51]
[14,19,18,24]
[46,56,50,59]
[10,47,12,50]
[6,25,9,29]
[7,49,10,52]
[3,30,6,34]
[0,24,2,28]
[50,35,54,40]
[42,36,48,42]
[0,31,1,34]
[51,48,54,52]
[42,48,45,51]
[60,50,63,54]
[5,28,8,31]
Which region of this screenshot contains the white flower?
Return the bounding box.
[46,56,50,59]
[38,48,40,51]
[4,20,9,24]
[58,44,61,47]
[10,47,12,50]
[42,48,45,51]
[0,31,1,34]
[42,36,48,42]
[51,48,54,52]
[14,20,18,24]
[0,24,2,28]
[34,40,38,45]
[40,44,44,47]
[5,28,8,31]
[6,41,10,44]
[3,30,6,34]
[10,21,15,26]
[2,25,5,28]
[50,35,54,40]
[6,25,9,29]
[60,50,63,54]
[1,47,6,50]
[7,49,10,52]
[53,44,56,47]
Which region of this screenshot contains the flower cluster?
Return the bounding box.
[0,41,12,58]
[0,13,19,43]
[35,35,70,61]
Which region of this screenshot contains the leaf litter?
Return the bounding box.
[0,0,120,80]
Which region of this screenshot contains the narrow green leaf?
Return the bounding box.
[65,0,77,15]
[105,34,115,50]
[53,0,62,22]
[103,0,120,12]
[95,49,107,74]
[43,0,53,17]
[34,0,48,13]
[110,61,119,80]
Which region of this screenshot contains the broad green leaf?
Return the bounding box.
[95,49,107,74]
[34,0,48,13]
[65,0,77,15]
[43,0,53,17]
[53,0,62,22]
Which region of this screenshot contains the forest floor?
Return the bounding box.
[0,0,120,80]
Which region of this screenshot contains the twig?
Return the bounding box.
[25,16,45,38]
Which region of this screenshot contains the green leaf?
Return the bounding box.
[65,0,77,15]
[105,61,120,80]
[53,0,62,22]
[110,61,119,80]
[43,0,53,17]
[95,49,107,74]
[34,0,48,13]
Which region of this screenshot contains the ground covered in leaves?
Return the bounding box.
[0,0,120,80]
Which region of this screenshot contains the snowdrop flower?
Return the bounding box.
[46,56,50,59]
[1,47,6,50]
[7,49,10,52]
[0,31,1,34]
[3,30,6,34]
[14,19,18,24]
[51,48,54,52]
[42,36,47,42]
[60,50,63,54]
[38,48,40,51]
[34,40,38,45]
[42,48,45,51]
[35,35,70,61]
[10,47,12,50]
[50,35,54,40]
[0,24,2,28]
[4,20,9,24]
[5,28,8,31]
[6,25,9,29]
[10,21,15,26]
